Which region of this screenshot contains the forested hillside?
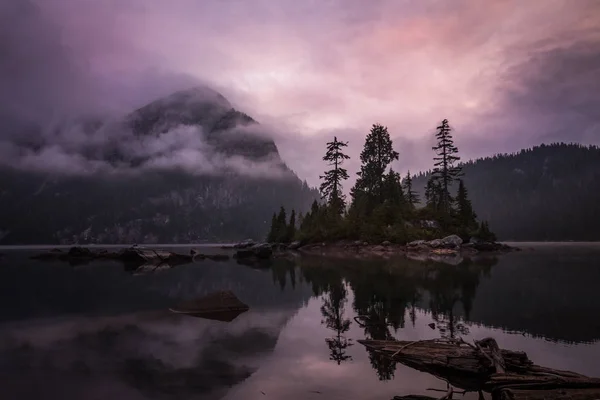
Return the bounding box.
[412,143,600,241]
[0,87,319,244]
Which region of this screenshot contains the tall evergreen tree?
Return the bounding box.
[319,137,350,214]
[383,169,405,206]
[275,206,287,242]
[287,209,296,242]
[431,119,462,213]
[425,176,441,210]
[403,170,419,207]
[456,179,477,232]
[267,212,277,242]
[353,123,399,207]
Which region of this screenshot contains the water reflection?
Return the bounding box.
[320,282,353,365]
[2,244,600,399]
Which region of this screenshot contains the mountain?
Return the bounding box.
[0,87,319,245]
[412,143,600,241]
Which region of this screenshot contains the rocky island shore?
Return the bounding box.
[28,235,518,272]
[296,235,517,262]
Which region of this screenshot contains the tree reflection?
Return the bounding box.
[320,282,353,364]
[299,256,498,381]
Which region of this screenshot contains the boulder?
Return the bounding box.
[288,241,302,250]
[407,240,426,247]
[428,239,443,248]
[235,243,273,260]
[441,235,463,248]
[471,241,513,252]
[67,246,95,258]
[354,240,363,246]
[170,290,249,322]
[251,243,273,259]
[381,241,392,246]
[233,239,256,249]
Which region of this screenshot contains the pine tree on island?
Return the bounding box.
[319,136,351,214]
[431,119,462,214]
[403,171,419,208]
[351,123,399,208]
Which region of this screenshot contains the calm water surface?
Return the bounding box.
[0,243,599,399]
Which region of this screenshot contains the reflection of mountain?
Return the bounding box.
[0,309,297,400]
[0,255,314,399]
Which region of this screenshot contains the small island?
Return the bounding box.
[265,119,513,258]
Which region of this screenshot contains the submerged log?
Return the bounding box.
[496,388,600,400]
[486,373,600,392]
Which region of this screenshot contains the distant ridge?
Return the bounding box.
[412,143,600,241]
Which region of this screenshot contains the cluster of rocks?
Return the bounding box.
[407,235,464,252]
[407,235,515,253]
[228,239,305,267]
[31,246,230,269]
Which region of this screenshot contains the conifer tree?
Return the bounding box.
[287,209,296,243]
[456,179,477,231]
[267,212,277,242]
[353,123,399,207]
[319,137,350,214]
[425,176,441,210]
[431,119,462,213]
[383,169,405,206]
[477,220,497,242]
[403,171,419,207]
[275,206,287,242]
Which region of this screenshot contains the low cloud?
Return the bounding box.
[0,122,289,179]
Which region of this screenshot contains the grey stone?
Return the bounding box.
[288,241,302,250]
[441,234,463,248]
[428,239,443,248]
[233,239,256,249]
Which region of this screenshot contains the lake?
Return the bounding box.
[0,243,599,399]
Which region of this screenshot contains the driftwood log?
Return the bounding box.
[358,338,600,399]
[358,338,531,376]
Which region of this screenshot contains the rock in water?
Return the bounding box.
[170,290,249,322]
[234,243,273,260]
[441,235,463,248]
[288,241,302,250]
[407,240,427,247]
[250,243,273,259]
[428,239,443,248]
[67,246,95,258]
[233,239,256,249]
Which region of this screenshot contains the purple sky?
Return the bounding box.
[1,0,599,186]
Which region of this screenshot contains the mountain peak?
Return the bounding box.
[161,86,232,110]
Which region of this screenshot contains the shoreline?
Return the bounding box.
[295,240,519,263]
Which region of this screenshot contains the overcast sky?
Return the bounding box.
[1,0,599,186]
